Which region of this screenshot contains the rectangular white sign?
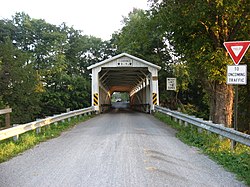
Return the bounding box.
[167,78,176,90]
[227,65,247,85]
[117,58,133,67]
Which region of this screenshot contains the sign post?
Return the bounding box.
[224,41,250,149]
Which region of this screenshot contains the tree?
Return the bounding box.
[7,13,98,116]
[0,39,41,123]
[112,9,174,104]
[150,0,249,127]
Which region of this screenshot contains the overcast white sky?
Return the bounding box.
[0,0,149,40]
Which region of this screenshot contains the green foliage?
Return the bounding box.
[114,8,172,65]
[0,38,41,123]
[112,8,176,108]
[113,7,211,120]
[0,114,93,163]
[0,12,114,123]
[40,75,90,116]
[111,92,129,102]
[146,0,250,127]
[154,112,250,185]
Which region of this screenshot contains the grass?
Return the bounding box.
[154,112,250,186]
[0,114,94,163]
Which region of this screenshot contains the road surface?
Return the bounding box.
[0,109,246,187]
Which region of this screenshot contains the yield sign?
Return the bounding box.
[223,41,250,65]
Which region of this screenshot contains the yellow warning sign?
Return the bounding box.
[93,93,99,106]
[152,93,157,105]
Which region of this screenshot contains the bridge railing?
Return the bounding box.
[154,105,250,147]
[0,106,95,142]
[100,104,112,113]
[0,107,12,129]
[131,104,150,113]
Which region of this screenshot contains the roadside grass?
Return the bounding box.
[154,112,250,186]
[0,115,94,163]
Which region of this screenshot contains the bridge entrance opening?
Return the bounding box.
[87,53,161,113]
[111,92,129,103]
[111,92,130,110]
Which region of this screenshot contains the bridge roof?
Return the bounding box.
[87,53,161,70]
[88,53,161,93]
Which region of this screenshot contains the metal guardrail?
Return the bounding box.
[0,106,95,141]
[155,105,250,147]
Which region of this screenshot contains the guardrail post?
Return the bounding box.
[66,108,71,122]
[231,140,236,150]
[230,127,236,150]
[218,124,225,140]
[198,127,203,133]
[36,119,42,133]
[36,127,41,134]
[13,134,19,142]
[12,124,19,142]
[184,121,188,127]
[197,119,203,133]
[52,115,58,126]
[206,121,212,134]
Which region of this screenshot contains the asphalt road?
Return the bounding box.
[0,109,246,187]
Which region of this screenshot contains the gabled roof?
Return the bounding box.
[87,53,161,70]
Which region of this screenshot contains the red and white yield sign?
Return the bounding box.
[223,41,250,65]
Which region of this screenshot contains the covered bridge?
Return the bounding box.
[87,53,161,112]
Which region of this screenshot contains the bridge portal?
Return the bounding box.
[87,53,161,112]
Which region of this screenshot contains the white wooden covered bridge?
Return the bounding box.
[87,53,161,112]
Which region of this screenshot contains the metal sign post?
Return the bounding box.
[234,85,238,131]
[226,65,247,147]
[224,41,250,149]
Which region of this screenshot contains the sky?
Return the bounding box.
[0,0,149,40]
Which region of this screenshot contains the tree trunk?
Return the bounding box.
[209,81,234,127]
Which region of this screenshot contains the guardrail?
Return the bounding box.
[0,106,95,141]
[154,105,250,147]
